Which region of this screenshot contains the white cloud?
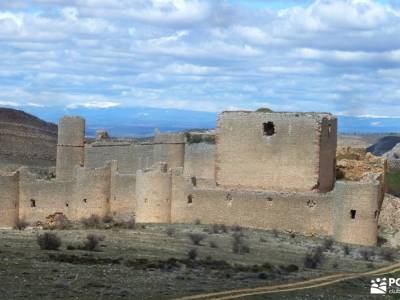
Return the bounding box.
[161,63,218,75]
[67,101,121,109]
[0,0,400,116]
[0,101,20,107]
[370,121,382,127]
[27,102,45,107]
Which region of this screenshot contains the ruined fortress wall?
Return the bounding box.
[183,143,215,179]
[0,122,57,164]
[85,143,154,174]
[134,144,154,170]
[19,170,73,223]
[110,170,136,221]
[135,163,172,223]
[56,117,85,180]
[387,159,400,172]
[153,133,185,168]
[318,116,337,192]
[85,144,134,172]
[0,172,19,227]
[333,179,381,246]
[70,165,111,220]
[171,177,334,235]
[56,147,85,179]
[215,112,332,192]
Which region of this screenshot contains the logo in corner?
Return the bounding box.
[371,277,387,295]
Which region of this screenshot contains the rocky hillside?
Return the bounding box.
[336,146,385,181]
[367,136,400,156]
[0,108,57,169]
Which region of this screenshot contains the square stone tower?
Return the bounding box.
[215,111,337,192]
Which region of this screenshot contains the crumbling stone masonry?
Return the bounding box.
[0,111,383,246]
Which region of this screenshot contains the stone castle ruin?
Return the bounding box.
[0,111,384,246]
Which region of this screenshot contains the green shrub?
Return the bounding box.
[386,171,400,196]
[256,107,273,113]
[185,133,215,144]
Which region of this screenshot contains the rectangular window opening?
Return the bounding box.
[263,122,275,136]
[350,209,356,219]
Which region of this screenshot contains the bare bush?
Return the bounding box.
[114,218,136,229]
[272,229,279,238]
[359,248,375,261]
[343,245,351,255]
[37,233,61,250]
[82,234,104,251]
[232,233,250,254]
[210,224,228,234]
[380,248,396,262]
[189,233,206,245]
[209,241,218,248]
[53,214,72,230]
[81,214,101,228]
[194,219,201,225]
[231,224,243,232]
[166,227,176,237]
[15,219,29,230]
[322,238,334,251]
[102,215,114,224]
[188,248,198,260]
[304,247,325,268]
[66,244,76,250]
[124,218,136,229]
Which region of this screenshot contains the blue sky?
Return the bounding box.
[0,0,400,118]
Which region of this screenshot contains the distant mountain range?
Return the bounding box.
[6,106,400,137]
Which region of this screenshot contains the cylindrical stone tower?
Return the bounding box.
[153,132,185,169]
[0,171,19,228]
[135,163,172,223]
[333,176,382,246]
[56,116,85,181]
